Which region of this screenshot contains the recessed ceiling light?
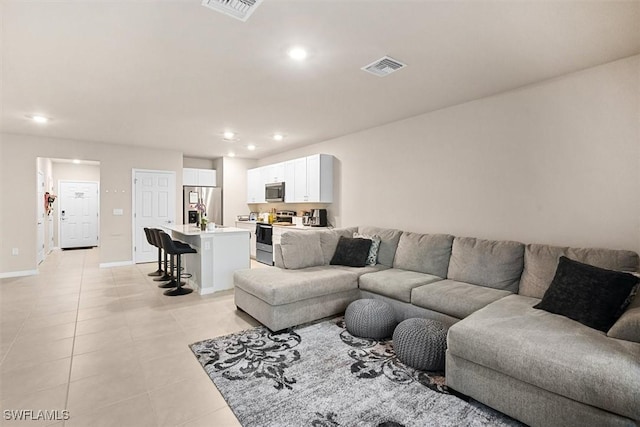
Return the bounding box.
[27,115,50,124]
[72,159,81,164]
[287,47,308,61]
[223,131,236,140]
[273,133,284,141]
[247,144,256,151]
[228,152,236,158]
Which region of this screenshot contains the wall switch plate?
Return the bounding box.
[113,208,124,216]
[12,248,19,256]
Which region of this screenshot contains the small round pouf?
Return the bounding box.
[345,299,397,339]
[393,318,448,371]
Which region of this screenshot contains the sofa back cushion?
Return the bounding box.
[447,237,524,292]
[358,226,402,267]
[519,244,640,298]
[318,227,357,265]
[393,232,454,277]
[280,231,324,269]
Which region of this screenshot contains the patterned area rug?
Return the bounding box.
[189,318,523,427]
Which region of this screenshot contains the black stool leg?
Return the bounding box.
[158,254,177,288]
[147,247,163,276]
[164,254,193,296]
[147,245,163,276]
[154,249,171,282]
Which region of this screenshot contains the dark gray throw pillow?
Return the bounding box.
[330,236,372,268]
[534,256,639,332]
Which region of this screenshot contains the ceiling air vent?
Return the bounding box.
[201,0,263,22]
[361,56,407,77]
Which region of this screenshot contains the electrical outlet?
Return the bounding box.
[12,248,19,256]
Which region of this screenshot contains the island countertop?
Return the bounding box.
[164,224,250,236]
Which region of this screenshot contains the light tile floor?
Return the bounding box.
[0,248,263,426]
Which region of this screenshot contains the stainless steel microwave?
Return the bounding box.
[265,182,285,202]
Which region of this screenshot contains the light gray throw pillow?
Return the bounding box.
[280,231,324,269]
[353,232,381,266]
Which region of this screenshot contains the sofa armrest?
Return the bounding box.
[274,243,285,268]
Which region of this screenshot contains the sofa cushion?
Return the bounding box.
[519,243,639,299]
[318,227,358,265]
[447,294,640,421]
[359,269,442,303]
[447,237,524,292]
[329,264,389,278]
[358,226,402,267]
[534,257,639,332]
[280,231,324,269]
[411,279,511,319]
[234,267,358,306]
[393,232,454,277]
[608,290,640,343]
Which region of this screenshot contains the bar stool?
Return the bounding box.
[150,228,173,285]
[143,228,163,277]
[158,231,197,296]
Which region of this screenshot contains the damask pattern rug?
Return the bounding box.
[189,318,523,427]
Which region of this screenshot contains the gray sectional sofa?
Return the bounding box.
[233,226,640,427]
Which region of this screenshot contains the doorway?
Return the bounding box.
[37,171,45,264]
[59,181,100,249]
[132,169,176,263]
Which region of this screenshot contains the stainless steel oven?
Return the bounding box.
[255,223,274,266]
[265,182,285,203]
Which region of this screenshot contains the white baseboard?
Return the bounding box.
[0,269,38,279]
[99,260,134,268]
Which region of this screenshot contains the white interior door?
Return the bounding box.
[133,170,176,263]
[59,181,99,249]
[37,171,45,263]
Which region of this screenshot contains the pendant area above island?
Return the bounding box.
[163,225,251,295]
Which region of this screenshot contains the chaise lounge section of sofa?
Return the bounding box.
[233,226,640,427]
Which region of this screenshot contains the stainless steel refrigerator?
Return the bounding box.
[183,186,222,225]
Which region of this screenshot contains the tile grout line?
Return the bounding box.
[62,249,92,427]
[133,263,162,427]
[0,303,31,368]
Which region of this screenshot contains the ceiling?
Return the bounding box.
[2,1,639,159]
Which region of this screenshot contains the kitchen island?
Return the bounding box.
[163,224,250,295]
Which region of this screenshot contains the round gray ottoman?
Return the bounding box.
[345,299,397,339]
[393,318,448,371]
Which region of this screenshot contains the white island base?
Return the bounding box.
[164,225,251,295]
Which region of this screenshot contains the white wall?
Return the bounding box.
[0,134,183,273]
[221,157,257,226]
[259,56,640,253]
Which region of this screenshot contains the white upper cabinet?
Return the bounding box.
[183,168,216,187]
[261,162,285,184]
[284,160,296,202]
[183,168,198,186]
[291,157,308,202]
[197,169,216,187]
[247,168,265,204]
[246,154,333,204]
[304,154,333,203]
